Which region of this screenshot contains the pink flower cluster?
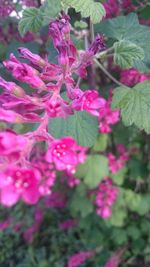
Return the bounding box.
[21,0,38,7]
[99,93,120,133]
[95,178,119,218]
[103,0,140,19]
[0,13,119,207]
[108,144,129,174]
[68,250,95,267]
[120,68,150,87]
[105,247,126,267]
[0,0,14,18]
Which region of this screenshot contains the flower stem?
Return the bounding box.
[94,58,124,87]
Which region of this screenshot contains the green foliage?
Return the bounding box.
[114,41,144,68]
[74,20,88,29]
[70,189,94,217]
[75,154,109,188]
[48,111,99,147]
[62,0,106,24]
[112,81,150,133]
[41,0,62,25]
[96,13,150,72]
[18,8,43,36]
[92,134,108,152]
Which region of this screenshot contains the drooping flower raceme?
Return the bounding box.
[0,12,119,207]
[68,250,95,267]
[95,178,119,218]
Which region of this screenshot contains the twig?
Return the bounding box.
[94,58,125,87]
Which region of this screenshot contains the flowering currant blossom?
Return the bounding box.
[99,93,120,133]
[46,137,87,173]
[68,250,95,267]
[108,144,129,174]
[120,68,150,87]
[95,178,119,218]
[0,12,116,207]
[0,167,41,207]
[72,89,106,116]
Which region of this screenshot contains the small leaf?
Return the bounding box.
[48,111,99,147]
[114,41,144,68]
[75,155,109,188]
[74,21,88,29]
[62,0,106,24]
[70,191,93,217]
[112,81,150,133]
[92,134,108,152]
[18,8,43,36]
[41,0,61,25]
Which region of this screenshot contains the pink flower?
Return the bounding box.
[0,77,25,97]
[45,94,73,118]
[67,175,80,188]
[120,68,150,86]
[105,247,127,267]
[18,47,46,67]
[88,34,106,55]
[68,251,95,267]
[95,178,119,219]
[0,131,27,160]
[103,0,120,18]
[3,54,46,90]
[72,90,106,116]
[99,98,120,133]
[108,144,129,174]
[0,0,14,17]
[46,137,86,173]
[0,167,41,207]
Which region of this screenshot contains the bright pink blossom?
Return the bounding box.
[105,247,127,267]
[120,68,150,87]
[72,90,106,116]
[4,54,46,90]
[0,131,28,159]
[108,144,129,174]
[95,178,119,219]
[99,102,120,133]
[0,167,41,207]
[68,251,95,267]
[46,137,86,173]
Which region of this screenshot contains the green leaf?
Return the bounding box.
[70,191,93,217]
[41,0,61,25]
[75,155,109,188]
[123,189,142,212]
[48,111,99,147]
[112,81,150,133]
[111,167,127,186]
[95,13,150,51]
[114,41,144,68]
[62,0,106,24]
[18,8,43,36]
[95,13,150,72]
[74,21,88,29]
[136,194,150,215]
[92,134,108,152]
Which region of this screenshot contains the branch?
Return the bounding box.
[94,59,125,87]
